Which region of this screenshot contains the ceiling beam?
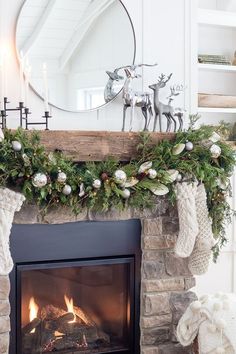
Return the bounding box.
[59,0,115,71]
[20,0,57,56]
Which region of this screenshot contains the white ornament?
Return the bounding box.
[148,169,157,179]
[176,173,183,182]
[0,128,4,142]
[32,173,47,188]
[114,170,127,184]
[93,179,101,189]
[215,318,227,330]
[62,184,72,195]
[138,161,152,174]
[185,141,194,151]
[79,183,85,197]
[57,172,67,183]
[172,143,185,155]
[120,188,130,199]
[150,184,169,196]
[12,140,22,152]
[166,169,179,183]
[210,144,221,158]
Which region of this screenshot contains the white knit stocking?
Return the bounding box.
[0,188,25,275]
[174,181,199,258]
[189,184,215,275]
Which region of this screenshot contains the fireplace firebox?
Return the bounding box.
[10,220,141,354]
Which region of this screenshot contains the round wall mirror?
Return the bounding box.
[16,0,136,112]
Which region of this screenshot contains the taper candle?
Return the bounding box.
[19,51,24,103]
[42,62,49,112]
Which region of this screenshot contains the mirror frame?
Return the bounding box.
[15,0,136,113]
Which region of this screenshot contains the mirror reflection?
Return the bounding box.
[16,0,135,112]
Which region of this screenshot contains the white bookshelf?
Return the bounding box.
[196,2,236,121]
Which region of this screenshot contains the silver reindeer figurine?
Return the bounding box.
[149,73,175,132]
[104,68,124,103]
[167,85,185,132]
[122,63,157,132]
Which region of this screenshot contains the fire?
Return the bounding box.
[29,297,39,333]
[64,295,76,323]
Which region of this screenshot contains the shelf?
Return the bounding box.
[198,63,236,72]
[198,8,236,28]
[198,107,236,113]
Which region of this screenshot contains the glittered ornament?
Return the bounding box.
[93,179,102,189]
[120,188,130,199]
[148,169,157,179]
[32,173,47,188]
[210,144,222,158]
[62,184,72,195]
[12,140,22,152]
[138,161,152,174]
[114,170,127,184]
[57,172,67,183]
[185,141,194,151]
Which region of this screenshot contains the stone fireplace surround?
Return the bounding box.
[0,197,197,354]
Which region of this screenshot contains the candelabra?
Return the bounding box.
[0,97,52,130]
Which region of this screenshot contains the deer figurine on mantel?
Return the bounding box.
[122,63,157,132]
[104,69,124,103]
[149,73,177,132]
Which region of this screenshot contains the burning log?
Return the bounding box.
[45,312,75,331]
[22,318,41,335]
[41,304,66,320]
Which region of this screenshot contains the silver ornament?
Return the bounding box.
[32,173,47,188]
[114,170,127,184]
[62,184,72,195]
[93,179,102,189]
[120,188,130,199]
[148,168,157,179]
[176,173,183,182]
[210,144,222,158]
[138,161,152,174]
[185,141,194,151]
[12,140,22,152]
[57,172,67,183]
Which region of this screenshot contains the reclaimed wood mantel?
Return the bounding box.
[33,131,176,161]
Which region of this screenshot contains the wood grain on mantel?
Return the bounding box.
[34,131,175,161]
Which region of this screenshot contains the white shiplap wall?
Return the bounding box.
[0,0,235,295]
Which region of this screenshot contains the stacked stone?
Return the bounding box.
[0,276,10,354]
[141,212,197,354]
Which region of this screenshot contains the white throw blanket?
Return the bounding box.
[0,188,25,275]
[177,293,236,354]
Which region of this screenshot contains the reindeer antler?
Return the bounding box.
[158,73,173,85]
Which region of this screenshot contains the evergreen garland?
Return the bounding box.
[0,121,235,260]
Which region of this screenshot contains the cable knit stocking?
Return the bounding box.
[174,181,199,258]
[189,184,215,275]
[0,188,25,275]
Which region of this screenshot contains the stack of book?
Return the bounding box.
[198,54,231,65]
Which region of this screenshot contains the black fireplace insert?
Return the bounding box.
[10,220,141,354]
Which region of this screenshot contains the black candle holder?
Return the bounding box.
[0,97,52,130]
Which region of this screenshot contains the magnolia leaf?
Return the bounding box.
[138,161,152,174]
[125,178,139,188]
[166,169,179,183]
[172,143,185,155]
[149,184,169,196]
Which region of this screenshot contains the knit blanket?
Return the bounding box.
[177,293,236,354]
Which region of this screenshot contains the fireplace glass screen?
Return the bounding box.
[18,258,133,354]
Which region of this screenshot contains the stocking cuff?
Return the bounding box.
[0,188,25,213]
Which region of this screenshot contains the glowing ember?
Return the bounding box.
[64,295,76,323]
[29,297,39,333]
